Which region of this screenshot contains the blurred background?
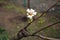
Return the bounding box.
[0,0,60,40]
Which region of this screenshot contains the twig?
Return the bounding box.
[32,21,60,35]
[31,34,60,40]
[27,0,30,8]
[24,0,60,30]
[12,0,60,40]
[24,13,45,30]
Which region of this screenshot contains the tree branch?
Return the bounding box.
[24,13,45,30]
[32,21,60,35]
[11,0,60,40]
[23,0,60,30]
[31,34,60,40]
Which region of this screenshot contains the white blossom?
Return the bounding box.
[26,8,37,19]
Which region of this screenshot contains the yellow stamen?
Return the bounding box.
[29,13,32,16]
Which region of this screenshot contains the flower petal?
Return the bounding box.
[27,13,29,15]
[27,15,33,19]
[26,9,30,13]
[31,14,34,16]
[33,12,37,15]
[30,9,35,13]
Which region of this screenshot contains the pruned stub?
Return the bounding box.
[17,29,30,39]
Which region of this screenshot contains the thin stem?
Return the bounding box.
[27,0,30,8]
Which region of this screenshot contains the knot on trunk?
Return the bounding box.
[17,29,30,40]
